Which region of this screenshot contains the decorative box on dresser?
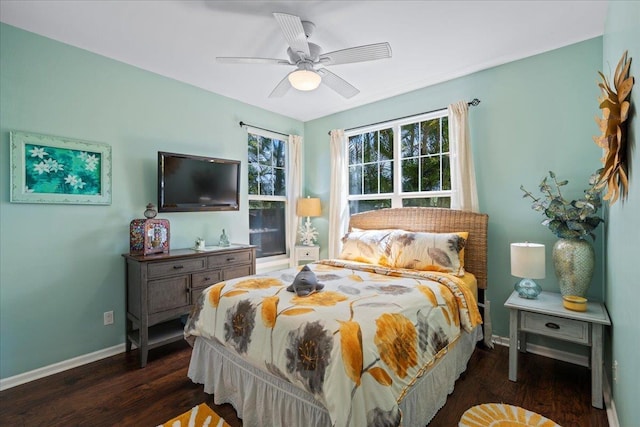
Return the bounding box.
[123,244,256,367]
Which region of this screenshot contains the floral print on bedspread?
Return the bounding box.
[184,260,482,427]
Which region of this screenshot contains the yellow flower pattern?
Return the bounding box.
[186,258,482,427]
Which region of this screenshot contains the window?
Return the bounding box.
[248,131,288,258]
[347,111,450,214]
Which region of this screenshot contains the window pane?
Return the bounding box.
[348,165,362,195]
[442,155,451,190]
[363,163,378,194]
[273,140,286,167]
[441,117,449,152]
[260,137,273,165]
[274,167,286,196]
[380,160,393,193]
[249,200,286,258]
[260,166,274,195]
[421,156,441,191]
[349,199,391,215]
[379,128,393,161]
[248,162,259,194]
[421,119,440,155]
[401,158,418,192]
[401,123,419,158]
[248,136,258,163]
[402,197,451,208]
[363,132,378,163]
[348,135,362,165]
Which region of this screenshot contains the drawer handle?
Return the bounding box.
[173,265,184,270]
[203,277,210,281]
[545,322,560,330]
[226,257,235,262]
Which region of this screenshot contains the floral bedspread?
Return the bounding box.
[184,260,482,427]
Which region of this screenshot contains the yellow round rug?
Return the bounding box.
[459,403,562,427]
[158,403,231,427]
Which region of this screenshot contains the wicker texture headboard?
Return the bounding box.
[348,207,489,290]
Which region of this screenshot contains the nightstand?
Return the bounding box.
[504,290,611,408]
[294,245,320,265]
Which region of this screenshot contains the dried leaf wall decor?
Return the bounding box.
[593,51,634,205]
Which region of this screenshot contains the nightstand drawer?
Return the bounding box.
[521,311,590,344]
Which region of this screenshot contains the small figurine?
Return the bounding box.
[195,237,205,250]
[219,229,230,247]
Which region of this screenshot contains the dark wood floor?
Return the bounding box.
[0,340,609,426]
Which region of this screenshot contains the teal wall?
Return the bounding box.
[2,13,634,425]
[603,2,640,426]
[0,23,302,378]
[305,38,605,347]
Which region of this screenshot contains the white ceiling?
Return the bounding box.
[0,0,608,122]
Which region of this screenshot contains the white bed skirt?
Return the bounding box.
[188,326,482,427]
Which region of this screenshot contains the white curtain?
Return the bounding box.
[448,101,479,212]
[328,129,349,258]
[287,135,302,267]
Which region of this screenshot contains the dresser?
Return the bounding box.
[123,245,256,367]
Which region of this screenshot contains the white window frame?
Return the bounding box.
[345,109,451,210]
[247,128,290,267]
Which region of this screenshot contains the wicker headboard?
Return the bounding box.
[348,207,489,290]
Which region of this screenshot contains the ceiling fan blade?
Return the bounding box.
[319,42,392,66]
[217,57,291,65]
[317,69,359,99]
[273,12,310,57]
[269,75,292,98]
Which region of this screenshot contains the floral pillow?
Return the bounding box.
[338,229,396,266]
[389,231,468,276]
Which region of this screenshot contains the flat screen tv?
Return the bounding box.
[158,151,241,212]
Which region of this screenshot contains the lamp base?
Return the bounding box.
[298,217,318,246]
[514,278,542,299]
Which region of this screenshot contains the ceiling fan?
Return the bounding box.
[216,12,392,99]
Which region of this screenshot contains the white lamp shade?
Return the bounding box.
[288,69,321,91]
[297,197,321,217]
[510,243,545,279]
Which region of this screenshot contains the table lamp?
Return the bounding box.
[297,197,321,246]
[510,242,545,299]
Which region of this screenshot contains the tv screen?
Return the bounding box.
[158,151,240,212]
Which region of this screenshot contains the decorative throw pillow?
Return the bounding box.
[338,229,396,266]
[389,231,468,276]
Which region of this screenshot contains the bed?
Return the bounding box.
[185,207,489,427]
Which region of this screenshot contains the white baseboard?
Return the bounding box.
[0,343,127,391]
[603,370,620,427]
[493,334,620,426]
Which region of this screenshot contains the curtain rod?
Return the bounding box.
[239,121,289,137]
[328,98,481,135]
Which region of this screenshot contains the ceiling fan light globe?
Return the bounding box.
[288,69,321,91]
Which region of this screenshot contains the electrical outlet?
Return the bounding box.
[103,311,114,326]
[612,360,618,383]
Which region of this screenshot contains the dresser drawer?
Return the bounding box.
[521,311,590,344]
[223,264,254,281]
[148,257,206,279]
[192,270,222,289]
[208,250,253,268]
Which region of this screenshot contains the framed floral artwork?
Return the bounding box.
[10,131,112,205]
